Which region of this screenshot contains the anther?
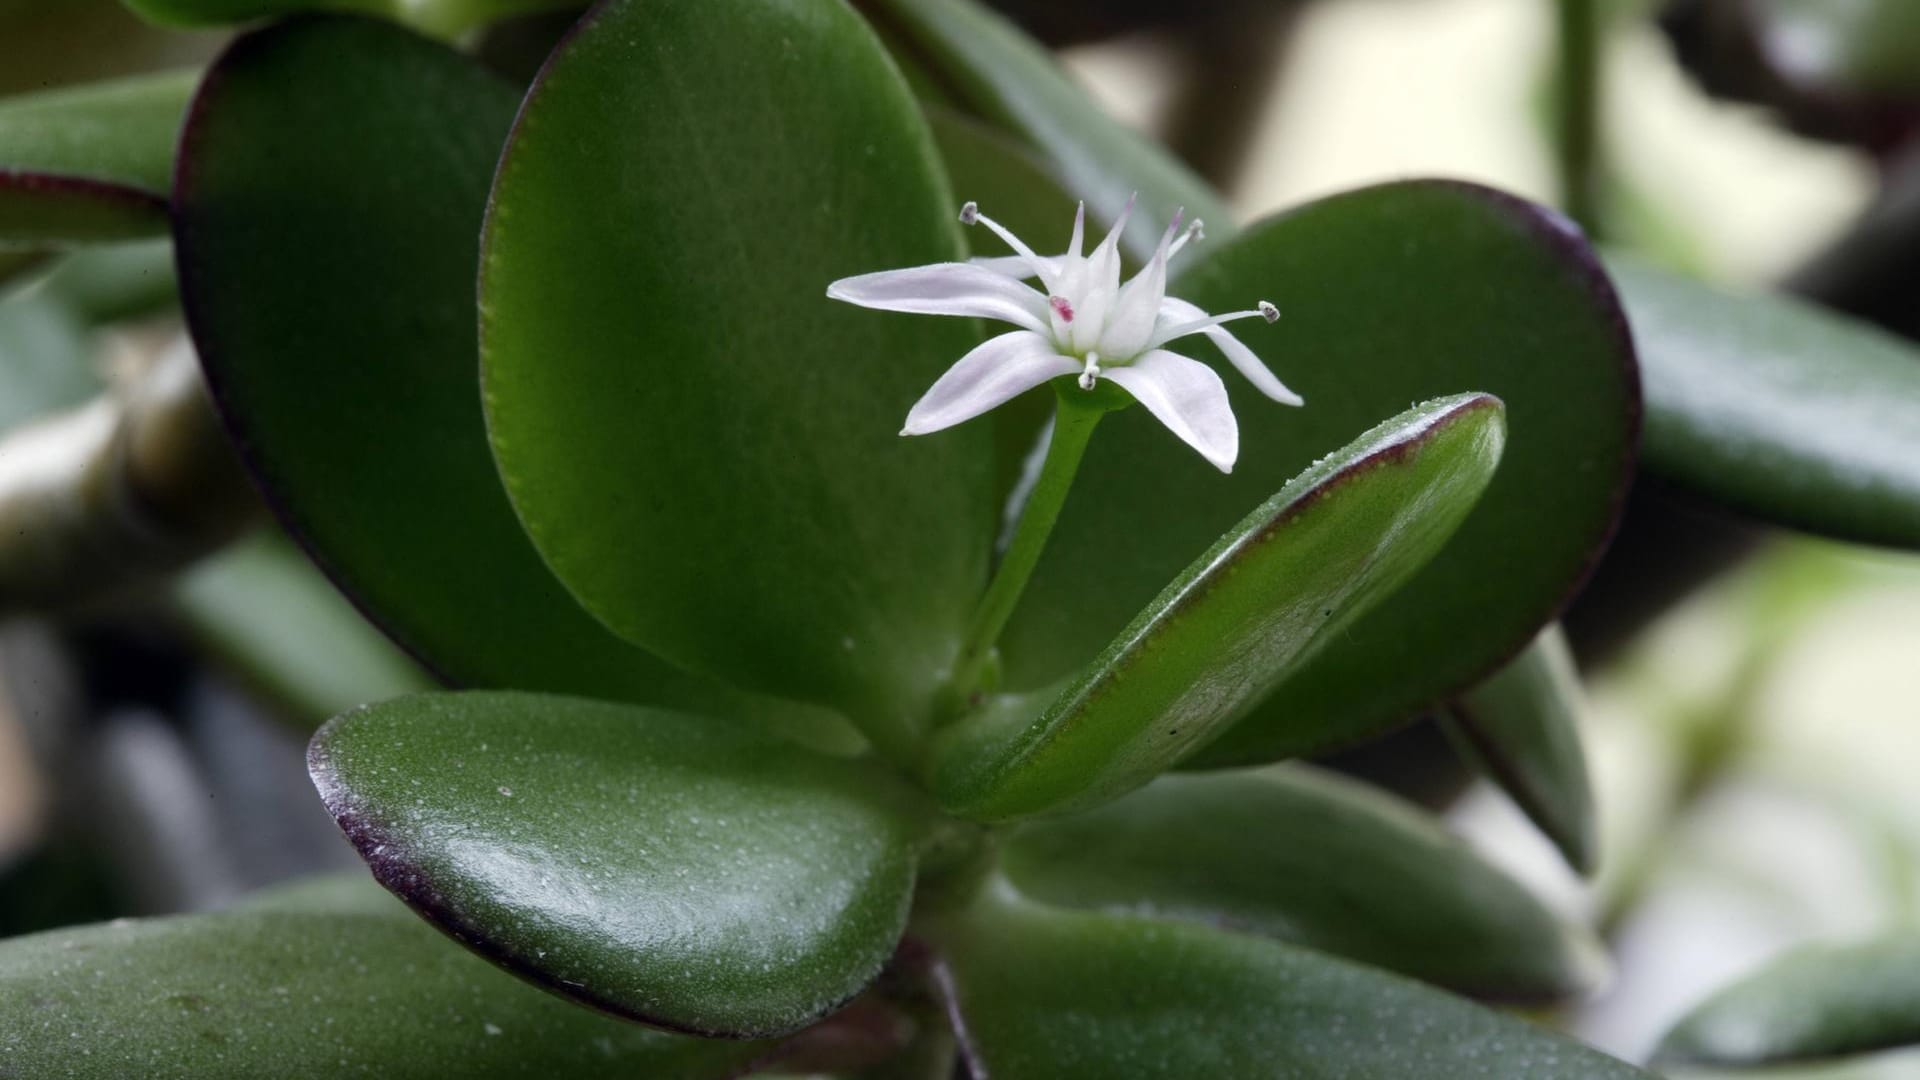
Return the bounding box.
[1078,352,1102,390]
[958,201,979,225]
[1259,301,1280,323]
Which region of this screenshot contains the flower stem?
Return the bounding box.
[1553,0,1607,238]
[950,386,1107,700]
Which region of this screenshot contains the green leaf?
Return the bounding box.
[999,764,1605,1001]
[1611,253,1920,548]
[480,0,992,746]
[0,289,97,435]
[310,691,934,1038]
[1001,181,1636,767]
[931,394,1505,821]
[0,873,770,1079]
[1655,934,1920,1067]
[36,237,178,323]
[1442,624,1598,874]
[862,0,1232,265]
[123,0,581,38]
[0,68,194,247]
[927,893,1653,1079]
[1743,0,1920,97]
[173,16,840,737]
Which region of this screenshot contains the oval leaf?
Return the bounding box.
[1612,252,1920,548]
[1002,181,1637,767]
[927,895,1652,1079]
[931,393,1505,821]
[1442,624,1598,874]
[999,764,1605,1001]
[480,0,992,734]
[0,873,770,1079]
[123,0,581,36]
[0,69,193,247]
[1656,934,1920,1068]
[310,691,932,1038]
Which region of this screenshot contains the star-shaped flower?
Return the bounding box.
[827,198,1300,472]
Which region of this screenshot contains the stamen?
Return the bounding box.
[1077,352,1102,391]
[1259,301,1280,323]
[957,200,1059,289]
[1148,304,1281,349]
[1050,296,1075,323]
[958,201,979,225]
[1169,217,1206,258]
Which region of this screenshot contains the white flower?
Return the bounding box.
[827,198,1300,473]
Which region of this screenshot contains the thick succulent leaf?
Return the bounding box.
[0,290,97,434]
[35,237,178,324]
[480,0,992,735]
[123,0,581,36]
[174,17,840,737]
[1000,181,1636,767]
[0,873,770,1079]
[931,393,1505,821]
[310,691,933,1038]
[1611,253,1920,548]
[1442,624,1598,874]
[1655,934,1920,1068]
[999,764,1605,1001]
[863,0,1232,264]
[928,894,1653,1079]
[0,68,193,247]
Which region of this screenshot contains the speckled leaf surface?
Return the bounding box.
[0,68,193,247]
[0,874,769,1079]
[930,394,1505,821]
[309,691,933,1038]
[480,0,992,732]
[999,181,1637,768]
[1656,934,1920,1068]
[998,765,1604,1002]
[1442,625,1597,874]
[1612,253,1920,548]
[929,894,1653,1079]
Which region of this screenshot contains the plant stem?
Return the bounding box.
[1553,0,1606,239]
[950,388,1105,699]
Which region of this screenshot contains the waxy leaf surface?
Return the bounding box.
[310,691,932,1038]
[0,874,769,1079]
[930,895,1653,1079]
[999,764,1603,1001]
[931,393,1505,821]
[999,181,1636,766]
[1613,253,1920,548]
[1443,624,1597,873]
[481,0,992,732]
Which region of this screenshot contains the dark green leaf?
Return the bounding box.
[311,691,934,1038]
[927,894,1652,1079]
[480,0,992,743]
[999,764,1604,1001]
[0,873,770,1079]
[1442,625,1598,874]
[123,0,581,37]
[1612,252,1920,548]
[932,393,1505,821]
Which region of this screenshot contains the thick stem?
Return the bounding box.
[1554,0,1607,239]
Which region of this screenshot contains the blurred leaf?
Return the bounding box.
[929,894,1652,1078]
[311,691,933,1038]
[1442,624,1598,874]
[172,530,435,728]
[0,68,194,247]
[932,394,1506,821]
[1613,253,1920,548]
[35,237,177,323]
[1003,182,1637,766]
[1744,0,1920,97]
[123,0,581,37]
[480,0,991,743]
[999,764,1605,1001]
[0,290,97,434]
[1656,934,1920,1068]
[0,872,768,1078]
[863,0,1233,265]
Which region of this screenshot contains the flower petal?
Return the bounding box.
[1103,350,1239,473]
[1100,213,1182,360]
[969,254,1066,281]
[1157,297,1303,405]
[828,263,1049,333]
[903,331,1079,436]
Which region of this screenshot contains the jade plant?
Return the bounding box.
[4,0,1920,1076]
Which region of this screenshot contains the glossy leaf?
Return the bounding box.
[174,17,842,737]
[999,764,1604,1001]
[0,68,193,247]
[1442,624,1598,873]
[1656,934,1920,1067]
[928,893,1653,1079]
[123,0,582,37]
[480,0,991,739]
[863,0,1232,265]
[932,393,1505,821]
[1000,181,1636,766]
[311,691,933,1038]
[0,873,770,1079]
[1612,253,1920,548]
